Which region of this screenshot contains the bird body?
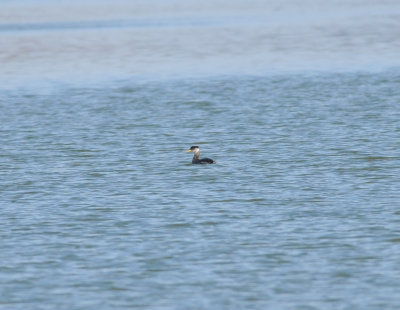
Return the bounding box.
[186,146,216,164]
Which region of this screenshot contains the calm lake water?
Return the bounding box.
[1,0,400,309]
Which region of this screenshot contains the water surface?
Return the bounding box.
[1,1,400,309]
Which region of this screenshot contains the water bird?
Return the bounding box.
[186,146,216,164]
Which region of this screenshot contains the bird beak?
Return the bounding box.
[185,149,192,152]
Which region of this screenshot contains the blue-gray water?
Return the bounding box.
[1,1,400,309]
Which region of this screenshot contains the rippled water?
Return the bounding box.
[1,0,400,309]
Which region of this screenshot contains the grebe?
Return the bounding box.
[186,146,216,164]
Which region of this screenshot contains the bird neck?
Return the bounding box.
[192,149,200,163]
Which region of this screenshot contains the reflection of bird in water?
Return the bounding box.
[186,146,216,164]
